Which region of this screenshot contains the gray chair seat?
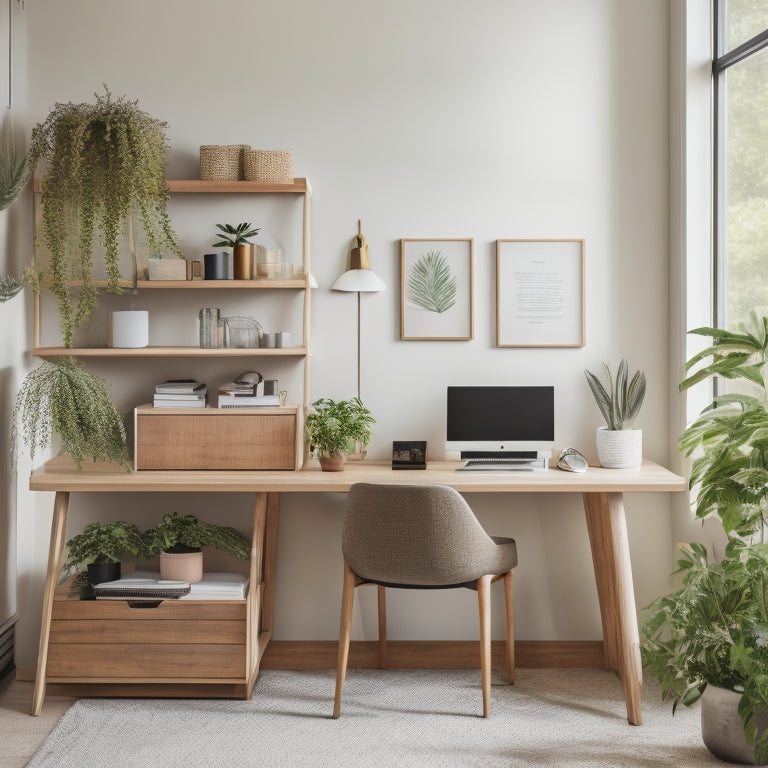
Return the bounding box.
[333,483,518,718]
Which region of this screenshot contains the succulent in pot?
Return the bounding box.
[212,222,260,280]
[584,359,646,468]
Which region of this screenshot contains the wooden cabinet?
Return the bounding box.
[134,404,301,470]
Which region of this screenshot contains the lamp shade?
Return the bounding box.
[331,268,386,293]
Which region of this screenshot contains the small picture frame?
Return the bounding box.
[400,238,474,340]
[392,441,427,470]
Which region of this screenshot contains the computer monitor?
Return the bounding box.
[445,385,555,457]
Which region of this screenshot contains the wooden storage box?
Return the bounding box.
[47,597,247,681]
[134,404,301,470]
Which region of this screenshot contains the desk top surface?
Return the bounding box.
[29,456,686,494]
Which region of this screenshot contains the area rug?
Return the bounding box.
[27,669,732,768]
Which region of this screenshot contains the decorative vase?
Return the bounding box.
[595,427,642,469]
[318,452,346,472]
[160,550,204,583]
[701,685,768,765]
[233,244,254,280]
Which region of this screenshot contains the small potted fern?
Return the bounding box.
[584,359,646,468]
[143,512,250,583]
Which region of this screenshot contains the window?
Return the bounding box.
[714,1,768,329]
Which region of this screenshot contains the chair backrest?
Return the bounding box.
[342,483,505,587]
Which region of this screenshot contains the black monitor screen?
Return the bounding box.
[447,386,554,442]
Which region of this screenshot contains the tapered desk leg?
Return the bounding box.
[583,491,642,726]
[246,491,279,697]
[32,491,70,716]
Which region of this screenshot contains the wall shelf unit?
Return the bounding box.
[31,177,313,465]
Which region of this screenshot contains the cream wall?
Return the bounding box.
[10,0,677,665]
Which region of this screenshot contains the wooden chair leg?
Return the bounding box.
[333,561,357,718]
[378,585,387,669]
[477,574,492,718]
[503,569,515,684]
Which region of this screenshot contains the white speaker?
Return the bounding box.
[110,311,149,348]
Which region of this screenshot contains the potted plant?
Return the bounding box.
[304,397,375,471]
[641,311,768,764]
[12,357,131,470]
[212,222,260,280]
[61,520,146,592]
[27,87,182,347]
[143,512,250,583]
[584,358,646,468]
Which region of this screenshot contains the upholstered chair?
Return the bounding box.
[333,482,517,718]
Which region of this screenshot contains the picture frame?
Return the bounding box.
[392,441,427,470]
[496,239,585,348]
[400,238,474,340]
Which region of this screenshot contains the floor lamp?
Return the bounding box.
[331,221,386,401]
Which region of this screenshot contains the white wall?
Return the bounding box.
[11,0,675,665]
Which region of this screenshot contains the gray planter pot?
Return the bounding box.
[701,685,768,765]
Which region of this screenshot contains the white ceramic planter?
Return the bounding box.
[595,427,642,469]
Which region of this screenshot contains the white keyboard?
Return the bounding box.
[457,458,539,472]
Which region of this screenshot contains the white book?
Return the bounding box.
[218,394,280,408]
[127,571,248,600]
[153,398,207,408]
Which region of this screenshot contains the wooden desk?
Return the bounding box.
[29,456,685,724]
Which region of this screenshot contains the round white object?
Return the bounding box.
[111,310,149,348]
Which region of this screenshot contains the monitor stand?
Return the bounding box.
[456,451,548,472]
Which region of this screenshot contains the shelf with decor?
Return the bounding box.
[31,177,313,463]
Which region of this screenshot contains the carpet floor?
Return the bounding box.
[26,668,742,767]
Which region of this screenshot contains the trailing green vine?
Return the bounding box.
[12,357,131,470]
[28,87,182,347]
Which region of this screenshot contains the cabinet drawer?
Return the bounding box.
[134,405,296,469]
[46,643,245,679]
[48,599,247,680]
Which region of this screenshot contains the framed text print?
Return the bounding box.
[400,238,474,340]
[496,239,585,348]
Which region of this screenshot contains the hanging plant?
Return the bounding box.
[12,357,131,470]
[0,120,29,302]
[28,86,182,347]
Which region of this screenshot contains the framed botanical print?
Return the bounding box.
[400,238,474,340]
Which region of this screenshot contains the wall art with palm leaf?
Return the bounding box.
[400,238,474,340]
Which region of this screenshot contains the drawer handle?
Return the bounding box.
[127,600,164,609]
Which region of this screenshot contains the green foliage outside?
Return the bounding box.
[641,313,768,763]
[305,397,375,457]
[722,3,768,329]
[142,512,250,559]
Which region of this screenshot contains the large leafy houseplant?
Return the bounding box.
[12,357,131,470]
[641,312,768,763]
[305,397,375,470]
[28,87,182,347]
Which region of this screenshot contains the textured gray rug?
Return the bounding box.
[27,669,734,767]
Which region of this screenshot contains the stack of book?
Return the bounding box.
[217,380,280,408]
[153,379,207,408]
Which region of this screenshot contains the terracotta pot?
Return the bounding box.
[160,550,204,583]
[701,685,768,765]
[318,452,346,472]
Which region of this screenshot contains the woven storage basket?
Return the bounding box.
[200,145,250,181]
[244,149,294,183]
